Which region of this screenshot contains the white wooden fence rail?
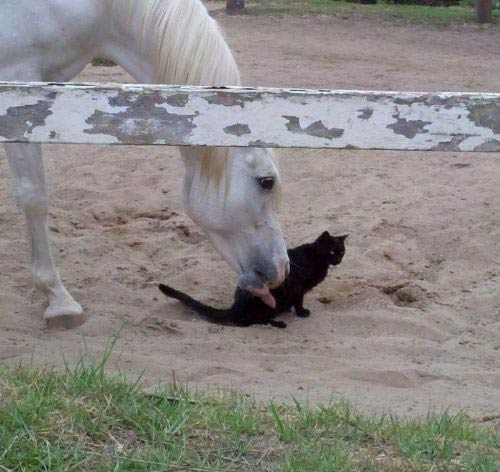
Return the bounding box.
[0,81,499,152]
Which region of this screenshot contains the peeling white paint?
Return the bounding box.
[0,90,42,115]
[42,89,127,144]
[0,81,498,152]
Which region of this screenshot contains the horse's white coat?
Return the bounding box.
[0,0,288,324]
[1,82,499,151]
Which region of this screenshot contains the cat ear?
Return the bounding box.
[339,234,349,241]
[315,231,330,245]
[315,231,330,246]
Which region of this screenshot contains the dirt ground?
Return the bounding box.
[1,11,499,418]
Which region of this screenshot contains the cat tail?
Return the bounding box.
[158,284,231,320]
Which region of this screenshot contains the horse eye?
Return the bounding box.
[258,177,275,190]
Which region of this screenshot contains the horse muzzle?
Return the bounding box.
[236,255,289,308]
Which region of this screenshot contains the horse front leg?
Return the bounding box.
[4,143,84,329]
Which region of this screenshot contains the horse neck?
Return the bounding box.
[102,0,241,86]
[101,0,242,184]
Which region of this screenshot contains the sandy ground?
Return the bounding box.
[1,11,499,418]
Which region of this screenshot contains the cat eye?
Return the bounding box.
[258,177,275,190]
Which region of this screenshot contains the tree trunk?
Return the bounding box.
[476,0,493,23]
[226,0,245,13]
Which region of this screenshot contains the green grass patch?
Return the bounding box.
[0,345,499,470]
[246,0,500,25]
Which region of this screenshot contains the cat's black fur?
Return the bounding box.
[158,232,347,328]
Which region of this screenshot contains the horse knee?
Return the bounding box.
[14,181,48,216]
[31,266,60,292]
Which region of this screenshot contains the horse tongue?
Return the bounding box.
[236,274,276,309]
[260,291,276,309]
[251,285,276,309]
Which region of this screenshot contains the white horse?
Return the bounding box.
[1,0,289,328]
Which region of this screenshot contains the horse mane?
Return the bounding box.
[109,0,280,203]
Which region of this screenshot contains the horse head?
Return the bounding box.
[180,147,289,307]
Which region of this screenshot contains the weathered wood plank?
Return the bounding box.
[0,81,499,151]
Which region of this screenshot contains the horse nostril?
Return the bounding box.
[254,269,265,279]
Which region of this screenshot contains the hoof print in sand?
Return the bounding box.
[381,283,430,309]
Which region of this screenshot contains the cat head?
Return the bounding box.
[314,231,348,266]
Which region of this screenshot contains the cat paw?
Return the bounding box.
[296,308,311,318]
[269,320,287,329]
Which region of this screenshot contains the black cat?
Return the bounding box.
[158,232,347,328]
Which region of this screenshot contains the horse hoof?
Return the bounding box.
[45,302,86,330]
[46,313,87,331]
